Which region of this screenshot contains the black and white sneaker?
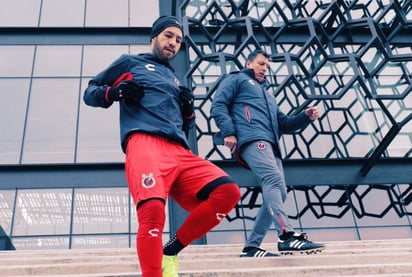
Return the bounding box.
[240,247,279,258]
[278,233,325,255]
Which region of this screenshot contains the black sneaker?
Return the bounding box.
[240,247,279,258]
[277,233,325,255]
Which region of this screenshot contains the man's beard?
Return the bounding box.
[153,40,174,62]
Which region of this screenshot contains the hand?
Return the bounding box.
[179,86,194,117]
[224,135,237,154]
[305,106,319,121]
[108,80,144,105]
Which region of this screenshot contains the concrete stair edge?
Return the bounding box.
[1,239,412,277]
[2,238,412,255]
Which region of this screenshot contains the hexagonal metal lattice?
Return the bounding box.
[179,0,411,235]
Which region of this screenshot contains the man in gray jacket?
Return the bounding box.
[211,49,324,257]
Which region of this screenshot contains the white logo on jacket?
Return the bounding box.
[248,79,256,86]
[145,64,155,71]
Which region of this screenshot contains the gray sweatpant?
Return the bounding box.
[240,140,294,248]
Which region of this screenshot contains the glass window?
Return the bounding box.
[33,46,82,77]
[85,0,129,27]
[72,188,130,234]
[0,46,35,77]
[12,236,69,250]
[78,45,147,163]
[129,45,151,56]
[130,198,137,234]
[12,189,72,236]
[71,234,130,249]
[39,0,85,27]
[77,79,124,163]
[0,79,30,164]
[130,0,160,27]
[0,190,16,234]
[0,0,161,28]
[82,45,130,77]
[0,0,41,27]
[22,78,79,164]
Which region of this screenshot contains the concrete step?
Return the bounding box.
[0,239,411,276]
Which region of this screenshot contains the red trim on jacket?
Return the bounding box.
[183,112,195,119]
[105,87,111,103]
[113,72,133,86]
[105,72,134,103]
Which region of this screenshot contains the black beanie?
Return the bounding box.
[150,16,183,39]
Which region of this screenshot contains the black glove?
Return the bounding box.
[179,86,194,117]
[108,80,144,105]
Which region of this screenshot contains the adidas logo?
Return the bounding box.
[251,249,268,257]
[289,239,306,249]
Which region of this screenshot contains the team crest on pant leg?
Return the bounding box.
[141,173,156,188]
[257,141,267,150]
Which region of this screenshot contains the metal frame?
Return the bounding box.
[0,158,411,190]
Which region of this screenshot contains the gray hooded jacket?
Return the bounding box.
[211,68,311,163]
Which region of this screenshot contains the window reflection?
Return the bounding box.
[0,0,160,28]
[85,0,129,27]
[72,188,129,234]
[0,79,30,164]
[22,78,79,164]
[33,46,82,77]
[12,236,69,250]
[0,46,35,77]
[130,0,159,27]
[13,189,72,236]
[82,45,129,77]
[0,0,41,27]
[78,45,148,163]
[1,187,175,249]
[77,87,123,162]
[40,0,85,27]
[0,190,16,234]
[71,235,130,249]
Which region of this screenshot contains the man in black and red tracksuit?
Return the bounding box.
[83,16,240,277]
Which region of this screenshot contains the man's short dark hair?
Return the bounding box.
[246,49,270,63]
